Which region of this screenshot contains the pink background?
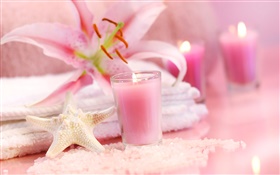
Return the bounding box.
[210,1,279,46]
[1,1,279,77]
[1,1,279,174]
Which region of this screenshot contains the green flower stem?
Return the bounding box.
[91,51,105,73]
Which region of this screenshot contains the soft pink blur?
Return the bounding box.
[167,43,205,101]
[219,30,258,86]
[210,1,279,46]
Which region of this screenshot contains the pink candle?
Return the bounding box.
[111,71,162,146]
[219,22,258,89]
[167,41,205,102]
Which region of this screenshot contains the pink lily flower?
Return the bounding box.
[1,0,186,106]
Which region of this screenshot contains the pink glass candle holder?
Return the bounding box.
[110,71,162,146]
[166,41,205,102]
[219,22,259,90]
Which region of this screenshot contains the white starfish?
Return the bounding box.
[26,92,115,158]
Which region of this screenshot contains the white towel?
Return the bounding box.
[0,61,208,160]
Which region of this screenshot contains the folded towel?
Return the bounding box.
[0,61,208,160]
[1,82,199,121]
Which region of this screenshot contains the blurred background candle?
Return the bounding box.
[166,41,205,102]
[111,71,162,146]
[219,22,259,90]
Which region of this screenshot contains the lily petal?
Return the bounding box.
[71,0,94,38]
[93,59,131,95]
[1,23,88,69]
[91,70,112,96]
[101,2,166,46]
[99,58,131,78]
[30,70,93,107]
[125,40,187,86]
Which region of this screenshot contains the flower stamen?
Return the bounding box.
[103,22,124,48]
[115,49,128,64]
[93,24,102,38]
[102,18,117,25]
[102,18,123,37]
[115,35,128,48]
[96,19,128,64]
[100,45,113,60]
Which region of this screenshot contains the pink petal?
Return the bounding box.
[125,41,187,86]
[1,23,89,69]
[92,59,131,95]
[91,70,112,96]
[71,0,94,38]
[99,58,131,77]
[30,70,93,107]
[100,2,166,46]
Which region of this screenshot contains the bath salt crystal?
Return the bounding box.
[27,138,245,174]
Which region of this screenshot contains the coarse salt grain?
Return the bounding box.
[27,138,245,174]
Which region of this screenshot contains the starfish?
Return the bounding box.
[26,92,115,158]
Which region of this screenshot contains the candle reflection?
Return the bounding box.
[251,156,261,175]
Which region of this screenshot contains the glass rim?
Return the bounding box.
[110,70,161,83]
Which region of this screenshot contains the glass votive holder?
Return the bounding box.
[110,71,162,146]
[219,22,259,91]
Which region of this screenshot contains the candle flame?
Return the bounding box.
[238,22,247,38]
[180,41,191,53]
[132,73,138,83]
[251,156,260,175]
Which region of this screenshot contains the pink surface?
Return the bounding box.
[1,46,279,174]
[111,72,162,145]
